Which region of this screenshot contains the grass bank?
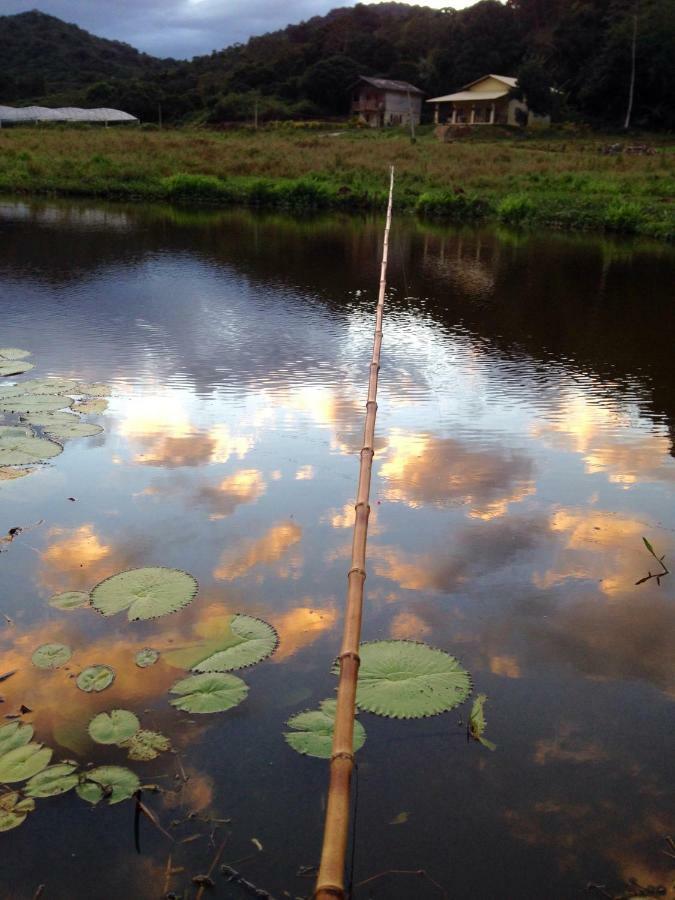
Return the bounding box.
[0,126,673,240]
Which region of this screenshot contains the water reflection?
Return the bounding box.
[1,198,674,899]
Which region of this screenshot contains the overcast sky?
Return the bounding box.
[0,1,479,59]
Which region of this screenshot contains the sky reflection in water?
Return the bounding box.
[0,200,674,899]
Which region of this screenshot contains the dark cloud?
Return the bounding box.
[0,1,468,59]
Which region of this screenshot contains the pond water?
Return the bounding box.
[1,198,674,900]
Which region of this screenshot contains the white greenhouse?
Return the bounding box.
[0,106,139,126]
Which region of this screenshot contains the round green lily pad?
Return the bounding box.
[165,614,278,673]
[78,766,139,805]
[169,672,248,714]
[0,348,31,360]
[135,648,159,668]
[48,591,90,611]
[0,793,35,831]
[0,426,62,465]
[0,361,34,377]
[351,641,472,719]
[0,395,72,414]
[0,721,34,755]
[73,398,108,414]
[24,763,79,798]
[0,743,52,782]
[76,665,115,693]
[91,566,198,622]
[31,642,72,669]
[88,709,140,745]
[75,383,111,398]
[284,699,366,759]
[43,420,103,440]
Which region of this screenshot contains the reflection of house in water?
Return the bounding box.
[420,231,499,298]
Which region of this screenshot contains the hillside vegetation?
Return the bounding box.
[0,1,674,129]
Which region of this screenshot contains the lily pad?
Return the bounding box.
[0,394,72,414]
[0,743,52,782]
[0,466,34,481]
[43,420,104,440]
[165,614,278,673]
[75,382,111,397]
[469,693,496,751]
[0,361,34,377]
[20,412,80,428]
[350,641,472,719]
[16,378,79,395]
[0,792,35,831]
[0,348,31,360]
[78,766,140,805]
[88,709,140,745]
[25,762,79,797]
[0,722,34,755]
[122,730,170,761]
[284,699,366,759]
[135,648,159,668]
[48,590,90,611]
[169,672,248,714]
[73,398,108,414]
[0,426,62,465]
[76,665,115,693]
[76,779,104,805]
[91,566,198,622]
[32,642,72,669]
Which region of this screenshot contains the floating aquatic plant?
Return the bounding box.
[76,665,115,693]
[0,721,34,755]
[0,361,34,377]
[0,394,73,414]
[135,648,159,668]
[284,699,366,759]
[31,642,72,669]
[73,398,108,414]
[48,591,90,611]
[88,710,140,745]
[76,766,140,805]
[24,762,79,798]
[43,419,104,440]
[0,743,52,782]
[75,383,111,398]
[169,672,248,714]
[0,792,35,831]
[122,730,170,761]
[0,466,34,481]
[8,377,77,396]
[0,348,31,361]
[0,426,62,465]
[165,614,278,673]
[347,641,472,719]
[91,567,198,621]
[468,694,496,751]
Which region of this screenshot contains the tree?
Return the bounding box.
[300,55,359,114]
[514,59,553,116]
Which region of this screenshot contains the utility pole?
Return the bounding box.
[624,13,637,130]
[407,89,416,143]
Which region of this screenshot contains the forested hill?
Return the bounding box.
[0,2,673,129]
[0,10,167,100]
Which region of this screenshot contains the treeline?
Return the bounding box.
[1,2,673,129]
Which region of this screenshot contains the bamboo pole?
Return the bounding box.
[314,166,395,900]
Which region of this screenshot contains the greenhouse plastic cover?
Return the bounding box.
[0,106,138,123]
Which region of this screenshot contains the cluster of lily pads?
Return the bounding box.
[283,640,494,758]
[0,720,141,832]
[0,347,110,481]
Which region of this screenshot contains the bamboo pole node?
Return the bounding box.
[314,166,395,900]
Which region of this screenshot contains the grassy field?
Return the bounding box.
[0,125,674,239]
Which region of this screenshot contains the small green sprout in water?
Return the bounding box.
[635,536,670,586]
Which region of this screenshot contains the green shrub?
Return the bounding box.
[603,200,645,233]
[497,194,537,225]
[162,173,239,203]
[416,190,492,221]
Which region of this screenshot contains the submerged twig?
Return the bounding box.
[355,868,447,898]
[195,836,228,900]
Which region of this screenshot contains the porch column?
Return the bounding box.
[470,106,475,124]
[489,103,495,124]
[434,103,439,125]
[451,107,457,125]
